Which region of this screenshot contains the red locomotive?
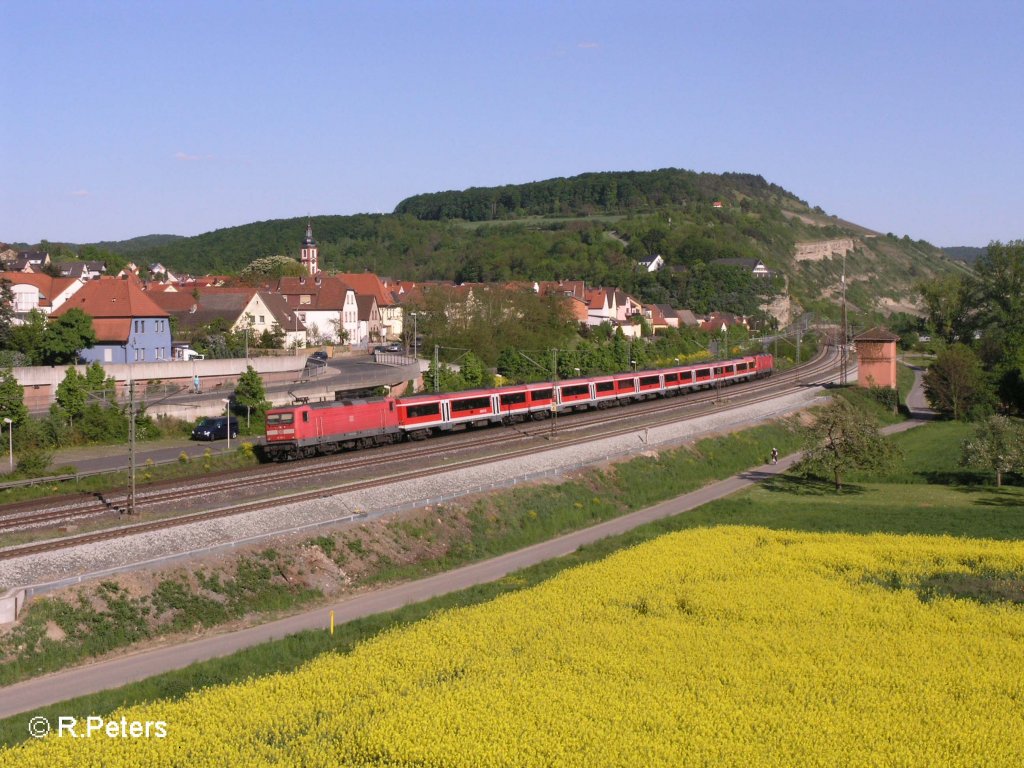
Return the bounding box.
[261,354,773,461]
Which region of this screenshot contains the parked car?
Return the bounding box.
[375,343,403,353]
[191,417,239,441]
[307,351,329,366]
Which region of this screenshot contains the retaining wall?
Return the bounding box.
[15,357,309,412]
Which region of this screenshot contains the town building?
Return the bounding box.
[51,276,171,363]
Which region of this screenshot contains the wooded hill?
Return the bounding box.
[91,168,966,323]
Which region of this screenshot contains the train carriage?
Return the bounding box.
[260,353,775,461]
[496,386,532,423]
[556,380,593,411]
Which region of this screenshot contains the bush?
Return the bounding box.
[77,404,128,442]
[866,386,899,413]
[15,446,54,477]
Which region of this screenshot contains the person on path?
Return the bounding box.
[771,447,779,465]
[193,374,201,394]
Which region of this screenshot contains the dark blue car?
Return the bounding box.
[191,417,239,441]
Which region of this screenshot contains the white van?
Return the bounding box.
[172,343,205,361]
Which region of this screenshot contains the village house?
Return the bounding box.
[699,311,749,335]
[637,254,665,272]
[337,272,400,342]
[0,272,85,319]
[710,257,773,278]
[356,295,384,347]
[148,287,308,350]
[585,287,644,337]
[51,276,171,363]
[55,261,106,280]
[271,274,359,347]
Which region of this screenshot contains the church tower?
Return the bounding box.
[300,219,318,275]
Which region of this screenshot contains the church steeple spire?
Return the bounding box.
[300,218,318,275]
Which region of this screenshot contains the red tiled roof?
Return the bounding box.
[854,327,900,342]
[0,272,81,306]
[273,275,353,309]
[51,276,168,319]
[91,318,133,343]
[335,273,393,306]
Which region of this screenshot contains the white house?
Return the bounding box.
[637,254,665,272]
[0,272,85,319]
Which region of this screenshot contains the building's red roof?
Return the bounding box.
[335,272,393,306]
[273,275,353,309]
[854,327,900,342]
[91,318,133,343]
[0,272,81,307]
[51,276,168,319]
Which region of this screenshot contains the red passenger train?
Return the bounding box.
[261,354,773,462]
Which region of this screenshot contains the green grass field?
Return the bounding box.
[1,416,1019,748]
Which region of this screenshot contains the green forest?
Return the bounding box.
[37,168,962,326]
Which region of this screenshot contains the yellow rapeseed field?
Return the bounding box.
[3,526,1023,767]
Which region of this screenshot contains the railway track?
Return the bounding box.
[0,348,843,559]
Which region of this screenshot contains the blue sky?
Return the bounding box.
[2,1,1021,248]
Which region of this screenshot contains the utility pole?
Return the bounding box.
[796,327,802,383]
[433,345,439,393]
[126,378,136,515]
[841,251,849,385]
[550,348,558,439]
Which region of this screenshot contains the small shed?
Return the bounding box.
[853,327,900,389]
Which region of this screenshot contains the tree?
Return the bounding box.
[259,324,285,349]
[960,415,1024,487]
[54,362,116,433]
[83,361,117,401]
[796,397,897,491]
[239,255,306,282]
[923,344,992,420]
[0,278,14,350]
[0,367,29,427]
[55,366,88,426]
[459,352,489,389]
[917,275,974,344]
[233,365,269,426]
[39,308,96,365]
[972,241,1024,413]
[8,309,49,364]
[328,316,349,345]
